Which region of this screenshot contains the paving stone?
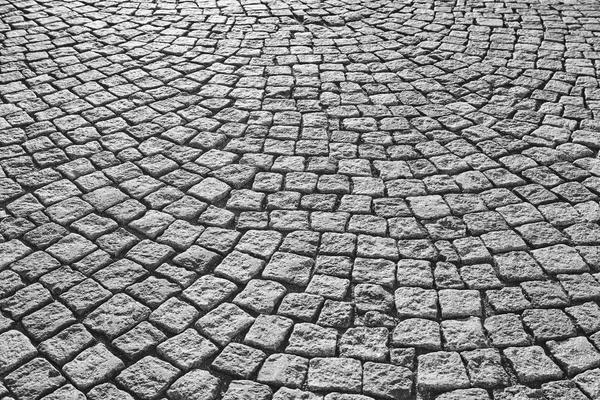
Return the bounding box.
[436,389,491,400]
[116,356,180,400]
[572,368,600,399]
[339,327,388,362]
[355,283,394,313]
[278,292,324,321]
[522,308,577,341]
[5,2,600,395]
[392,318,441,350]
[173,245,221,274]
[441,317,488,351]
[87,383,135,400]
[565,302,600,334]
[541,380,589,400]
[215,251,264,284]
[0,330,36,374]
[439,289,482,318]
[63,344,124,390]
[546,336,600,376]
[126,240,175,269]
[46,233,97,264]
[84,294,150,339]
[233,279,286,314]
[40,384,85,400]
[182,275,237,311]
[273,387,324,400]
[156,328,218,370]
[212,343,266,379]
[196,303,254,346]
[307,357,362,393]
[167,369,220,400]
[112,321,167,359]
[262,252,314,287]
[22,301,75,341]
[317,300,353,329]
[0,283,52,319]
[60,279,111,316]
[93,259,148,292]
[483,314,531,348]
[462,348,510,389]
[394,287,438,319]
[257,353,309,388]
[286,323,337,357]
[503,346,563,384]
[222,380,272,400]
[4,358,65,400]
[417,351,470,392]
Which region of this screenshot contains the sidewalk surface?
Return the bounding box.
[2,0,600,399]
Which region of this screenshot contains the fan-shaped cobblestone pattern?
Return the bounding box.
[2,0,600,399]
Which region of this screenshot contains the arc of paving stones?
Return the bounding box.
[2,0,600,399]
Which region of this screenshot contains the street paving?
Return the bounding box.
[1,0,600,398]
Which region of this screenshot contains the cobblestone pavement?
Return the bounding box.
[3,0,600,399]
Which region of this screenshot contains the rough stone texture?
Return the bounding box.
[257,353,309,389]
[504,346,564,384]
[116,356,180,400]
[4,358,66,400]
[167,369,221,400]
[307,358,362,393]
[83,294,150,339]
[62,344,124,389]
[417,352,470,392]
[0,330,37,374]
[3,0,600,397]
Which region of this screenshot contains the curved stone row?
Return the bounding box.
[1,0,600,399]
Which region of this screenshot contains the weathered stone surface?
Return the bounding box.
[116,356,180,400]
[4,358,66,400]
[307,358,362,393]
[196,302,254,346]
[363,362,412,400]
[63,344,124,389]
[84,294,150,339]
[417,351,470,392]
[156,328,218,370]
[258,353,309,389]
[4,1,600,396]
[167,369,220,400]
[0,330,37,374]
[212,343,266,378]
[504,346,563,384]
[223,380,272,400]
